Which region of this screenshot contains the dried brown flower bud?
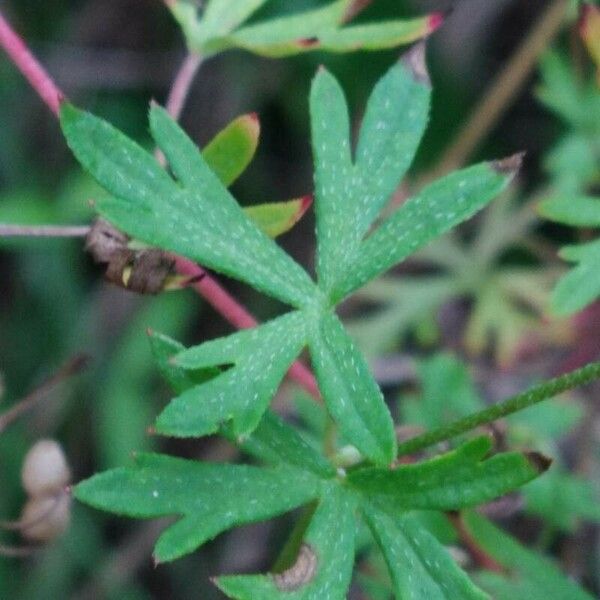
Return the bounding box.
[85,218,176,294]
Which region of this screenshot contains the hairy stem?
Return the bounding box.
[0,10,64,114]
[0,355,88,433]
[397,360,600,456]
[165,52,203,121]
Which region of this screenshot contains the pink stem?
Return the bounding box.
[0,11,64,115]
[176,257,320,399]
[0,9,321,402]
[165,53,203,122]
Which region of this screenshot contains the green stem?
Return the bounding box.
[397,361,600,457]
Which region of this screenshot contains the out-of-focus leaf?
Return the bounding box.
[401,353,482,431]
[522,466,600,531]
[463,512,594,600]
[348,436,547,511]
[202,112,260,186]
[169,0,441,58]
[364,508,486,599]
[244,196,312,238]
[216,486,356,599]
[74,453,321,563]
[552,238,600,315]
[539,195,600,226]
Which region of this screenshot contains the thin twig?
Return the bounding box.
[0,355,88,434]
[396,360,600,456]
[0,224,90,237]
[0,10,64,115]
[447,512,504,573]
[165,52,203,121]
[0,544,37,558]
[425,0,568,181]
[175,257,320,398]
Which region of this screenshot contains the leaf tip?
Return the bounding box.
[300,194,313,215]
[401,41,430,86]
[490,151,525,177]
[427,8,451,34]
[525,451,552,474]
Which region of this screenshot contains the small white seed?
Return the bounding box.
[21,439,71,496]
[20,492,71,543]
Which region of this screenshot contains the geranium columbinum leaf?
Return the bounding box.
[348,436,548,510]
[364,508,487,599]
[157,311,307,438]
[74,453,321,563]
[61,102,318,308]
[216,485,356,599]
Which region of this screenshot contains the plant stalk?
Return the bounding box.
[397,360,600,456]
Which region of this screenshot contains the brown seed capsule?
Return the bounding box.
[19,492,71,543]
[21,439,71,497]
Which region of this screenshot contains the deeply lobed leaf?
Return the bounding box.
[60,103,318,309]
[157,311,307,438]
[169,0,440,58]
[333,158,521,301]
[347,436,547,511]
[308,311,397,464]
[74,453,321,563]
[364,508,487,599]
[216,486,356,599]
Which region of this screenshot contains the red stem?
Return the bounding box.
[175,258,320,399]
[0,11,64,115]
[0,9,321,402]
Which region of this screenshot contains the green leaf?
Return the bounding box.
[308,311,396,465]
[74,453,321,563]
[60,102,318,309]
[168,0,440,58]
[552,238,600,315]
[401,353,483,432]
[202,112,260,186]
[310,66,353,292]
[157,311,306,438]
[237,411,337,479]
[334,158,520,300]
[202,0,268,38]
[216,485,356,599]
[364,507,487,599]
[310,47,431,295]
[148,330,219,395]
[348,436,547,510]
[463,512,594,600]
[150,331,334,477]
[538,195,600,227]
[522,466,600,532]
[244,196,312,238]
